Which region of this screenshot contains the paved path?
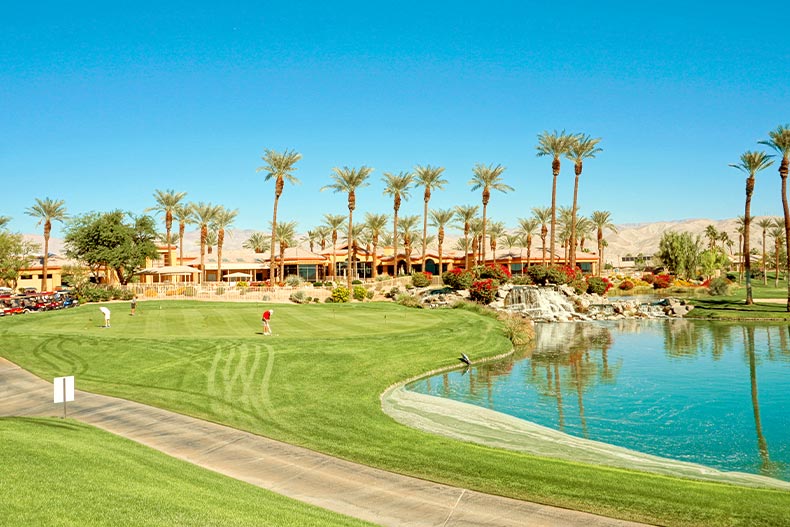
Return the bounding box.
[0,358,648,527]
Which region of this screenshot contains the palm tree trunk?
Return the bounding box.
[570,163,581,268]
[422,196,429,271]
[372,236,379,279]
[179,222,185,267]
[526,237,532,272]
[550,158,559,265]
[597,234,603,277]
[280,244,286,282]
[270,192,280,283]
[41,221,50,291]
[762,229,768,285]
[541,234,547,266]
[347,211,354,292]
[775,238,781,288]
[332,235,337,283]
[781,157,790,312]
[200,226,207,284]
[438,228,444,277]
[463,229,470,270]
[393,204,399,276]
[218,229,224,283]
[481,201,488,264]
[165,212,173,265]
[745,177,754,305]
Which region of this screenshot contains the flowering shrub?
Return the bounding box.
[469,279,499,304]
[653,274,672,289]
[353,285,367,301]
[619,279,635,291]
[411,271,432,287]
[586,276,612,295]
[331,286,350,303]
[442,268,475,290]
[641,273,655,285]
[475,264,511,282]
[526,265,575,285]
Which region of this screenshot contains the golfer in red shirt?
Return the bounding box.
[262,309,273,335]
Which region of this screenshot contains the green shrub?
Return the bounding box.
[441,269,474,290]
[324,297,334,303]
[353,285,367,301]
[411,272,432,287]
[708,277,731,296]
[619,279,635,291]
[384,286,400,299]
[366,289,375,299]
[331,286,350,303]
[510,274,534,285]
[586,276,612,295]
[570,278,587,295]
[289,290,308,304]
[352,279,363,285]
[396,293,422,308]
[313,281,323,287]
[498,312,535,346]
[313,297,320,303]
[473,264,511,282]
[285,275,304,287]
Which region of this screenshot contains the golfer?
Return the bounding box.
[262,309,273,336]
[130,295,137,316]
[99,306,111,328]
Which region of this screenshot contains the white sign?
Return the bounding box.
[54,376,75,403]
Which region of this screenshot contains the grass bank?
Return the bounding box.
[0,416,372,526]
[687,279,790,319]
[2,301,789,526]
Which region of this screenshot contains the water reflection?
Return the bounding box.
[410,320,790,481]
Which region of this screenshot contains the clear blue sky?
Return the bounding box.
[2,1,789,238]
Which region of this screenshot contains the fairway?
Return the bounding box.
[3,301,790,527]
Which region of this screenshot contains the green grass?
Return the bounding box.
[2,301,790,527]
[688,278,790,319]
[0,417,373,526]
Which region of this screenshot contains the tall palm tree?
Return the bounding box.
[576,216,594,252]
[322,213,346,283]
[516,217,539,270]
[486,221,507,267]
[321,166,373,291]
[590,210,617,276]
[314,226,331,252]
[257,148,302,283]
[398,214,420,274]
[531,206,552,265]
[413,165,447,270]
[190,202,220,283]
[274,220,298,282]
[25,198,67,291]
[704,224,719,250]
[453,205,479,270]
[148,189,187,261]
[565,134,602,267]
[719,231,734,260]
[557,206,574,264]
[756,218,775,285]
[382,171,414,275]
[469,217,484,267]
[730,151,774,304]
[760,125,790,311]
[303,230,318,253]
[468,163,513,265]
[771,226,784,287]
[173,203,194,266]
[212,207,238,282]
[202,230,218,255]
[0,216,10,229]
[536,130,576,264]
[363,212,389,279]
[429,208,456,276]
[243,232,270,254]
[735,217,747,283]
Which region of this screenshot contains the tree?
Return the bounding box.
[532,206,552,265]
[699,248,730,280]
[756,218,776,285]
[704,224,719,250]
[0,231,38,289]
[64,211,159,285]
[148,189,187,260]
[414,165,447,271]
[657,231,702,279]
[516,217,539,270]
[486,221,506,267]
[760,125,790,311]
[382,171,414,275]
[321,166,373,291]
[173,203,194,266]
[212,207,238,282]
[468,163,512,265]
[257,148,302,284]
[398,215,420,274]
[274,220,298,282]
[590,211,617,276]
[730,151,774,304]
[0,216,10,229]
[314,226,331,251]
[770,226,785,286]
[536,130,576,264]
[453,205,479,270]
[429,208,455,276]
[25,197,67,291]
[565,134,602,267]
[363,212,389,279]
[322,213,346,282]
[190,202,220,283]
[243,232,270,254]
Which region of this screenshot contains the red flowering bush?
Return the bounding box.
[653,274,672,289]
[587,276,612,295]
[469,279,499,304]
[619,279,635,291]
[411,271,432,287]
[442,268,474,290]
[474,264,511,282]
[641,273,655,285]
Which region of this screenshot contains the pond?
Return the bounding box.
[407,320,790,482]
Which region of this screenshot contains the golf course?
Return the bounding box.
[2,301,790,527]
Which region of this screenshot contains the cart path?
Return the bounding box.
[0,358,649,527]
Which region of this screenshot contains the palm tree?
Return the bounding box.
[398,215,420,273]
[429,208,456,276]
[771,226,784,287]
[531,206,552,265]
[363,212,389,279]
[204,230,218,255]
[212,207,238,283]
[735,217,747,283]
[322,213,346,283]
[257,148,302,284]
[730,152,774,304]
[382,171,414,275]
[190,202,220,283]
[516,217,539,270]
[173,203,194,266]
[719,231,734,260]
[576,216,594,252]
[243,232,270,254]
[321,166,373,291]
[469,217,484,267]
[148,189,187,261]
[486,221,507,268]
[0,216,10,229]
[414,165,447,270]
[760,125,790,311]
[303,230,318,253]
[25,198,67,291]
[565,134,602,267]
[274,220,298,281]
[557,206,573,264]
[704,224,719,250]
[453,205,479,270]
[314,226,331,252]
[536,130,576,264]
[590,210,617,276]
[468,163,513,265]
[756,218,775,285]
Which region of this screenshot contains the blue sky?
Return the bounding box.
[2,1,789,238]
